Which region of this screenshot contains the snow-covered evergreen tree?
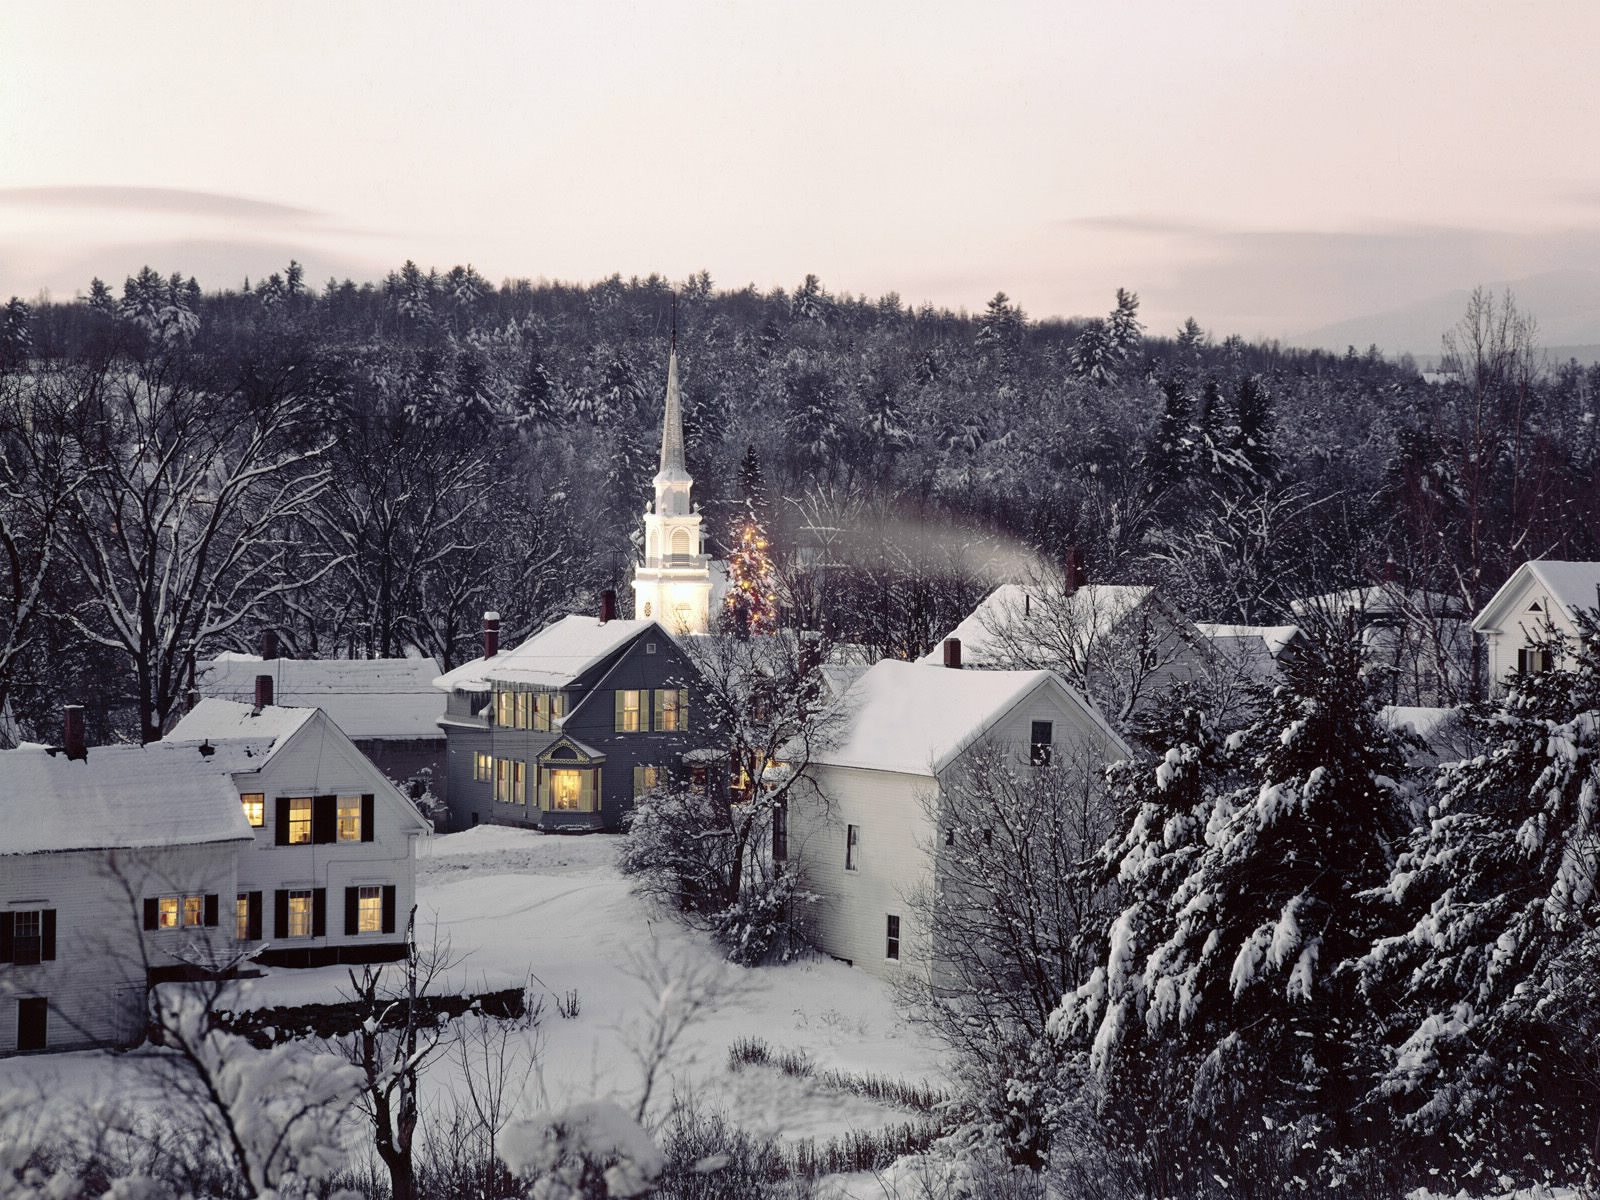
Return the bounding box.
[1360,611,1600,1184]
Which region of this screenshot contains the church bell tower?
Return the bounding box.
[632,340,712,634]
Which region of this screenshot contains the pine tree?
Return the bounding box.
[1232,375,1277,482]
[735,444,769,519]
[86,277,115,314]
[1144,376,1193,495]
[516,347,563,427]
[1360,611,1600,1183]
[1092,622,1410,1177]
[1106,287,1142,359]
[976,291,1026,371]
[723,518,779,637]
[0,298,33,372]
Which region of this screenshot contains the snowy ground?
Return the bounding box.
[5,827,944,1153]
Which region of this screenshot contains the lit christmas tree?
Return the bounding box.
[725,517,780,636]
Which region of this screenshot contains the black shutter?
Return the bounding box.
[40,910,55,961]
[273,890,289,939]
[247,892,263,941]
[361,794,375,842]
[143,898,159,931]
[312,888,326,938]
[313,795,336,844]
[203,894,219,928]
[344,887,359,936]
[0,912,12,963]
[381,885,397,935]
[275,797,291,846]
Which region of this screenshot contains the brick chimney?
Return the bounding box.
[63,705,87,761]
[1064,545,1087,595]
[483,611,501,659]
[254,673,273,710]
[600,589,617,624]
[943,637,962,669]
[260,629,280,661]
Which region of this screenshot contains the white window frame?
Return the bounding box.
[241,793,265,828]
[287,890,314,939]
[357,885,383,934]
[337,795,362,841]
[845,824,860,871]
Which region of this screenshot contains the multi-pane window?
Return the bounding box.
[338,796,363,841]
[287,797,313,844]
[12,911,41,965]
[653,688,689,732]
[241,793,265,827]
[513,760,528,805]
[515,691,532,730]
[159,896,181,929]
[183,895,204,928]
[236,895,251,941]
[1518,647,1554,674]
[632,765,662,797]
[845,824,860,871]
[886,915,901,961]
[495,758,513,804]
[539,693,566,732]
[155,894,208,929]
[495,691,514,727]
[1029,720,1054,766]
[616,690,645,732]
[357,886,383,934]
[287,890,314,938]
[548,768,589,811]
[474,752,493,782]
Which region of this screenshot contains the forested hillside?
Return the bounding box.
[2,264,1597,742]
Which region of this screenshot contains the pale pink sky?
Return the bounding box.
[2,1,1597,344]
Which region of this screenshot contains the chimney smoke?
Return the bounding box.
[483,611,501,659]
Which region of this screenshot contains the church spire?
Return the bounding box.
[657,335,688,480]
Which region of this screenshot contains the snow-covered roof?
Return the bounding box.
[918,583,1153,667]
[1193,622,1301,659]
[197,657,445,740]
[1290,583,1464,619]
[0,743,253,856]
[166,700,315,771]
[805,659,1124,777]
[1473,560,1600,632]
[434,615,666,693]
[1382,705,1459,740]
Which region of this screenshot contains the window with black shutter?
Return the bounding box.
[0,912,12,962]
[313,796,337,844]
[40,910,55,961]
[203,894,218,927]
[361,794,375,842]
[275,798,292,846]
[382,885,397,935]
[345,887,360,936]
[311,888,327,937]
[143,898,159,931]
[274,890,289,939]
[247,891,263,941]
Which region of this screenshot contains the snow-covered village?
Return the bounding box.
[2,5,1600,1200]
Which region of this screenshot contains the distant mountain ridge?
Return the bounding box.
[1294,270,1600,363]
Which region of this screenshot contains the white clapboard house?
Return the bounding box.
[2,682,428,1055]
[1472,560,1600,690]
[787,653,1130,980]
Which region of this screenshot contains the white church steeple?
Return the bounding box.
[632,336,713,634]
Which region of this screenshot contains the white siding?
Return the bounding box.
[1481,576,1584,692]
[1,843,238,1053]
[232,713,424,951]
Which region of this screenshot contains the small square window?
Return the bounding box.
[646,641,658,655]
[845,824,860,871]
[241,793,265,827]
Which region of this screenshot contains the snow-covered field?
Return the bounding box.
[5,826,944,1150]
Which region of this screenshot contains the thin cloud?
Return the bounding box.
[0,185,320,222]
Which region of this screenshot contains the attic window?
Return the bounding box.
[1529,601,1543,613]
[646,642,658,655]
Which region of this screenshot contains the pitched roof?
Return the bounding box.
[197,657,444,740]
[656,349,689,482]
[0,743,253,856]
[1473,560,1600,632]
[433,615,664,693]
[805,659,1126,777]
[1290,583,1464,619]
[1193,622,1302,659]
[917,583,1153,667]
[165,700,315,771]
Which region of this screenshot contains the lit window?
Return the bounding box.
[288,797,312,845]
[183,895,204,928]
[886,915,901,961]
[549,769,588,811]
[845,824,860,871]
[338,796,362,841]
[236,895,251,941]
[516,691,531,729]
[495,691,514,727]
[241,793,265,827]
[495,758,513,803]
[633,765,662,797]
[514,760,528,805]
[474,752,493,782]
[617,690,644,733]
[358,886,383,934]
[1030,720,1054,767]
[159,896,180,929]
[287,891,313,938]
[653,688,688,732]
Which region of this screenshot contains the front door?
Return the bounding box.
[16,997,47,1051]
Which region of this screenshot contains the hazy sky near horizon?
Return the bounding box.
[2,1,1597,342]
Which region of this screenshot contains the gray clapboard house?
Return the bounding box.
[434,599,713,832]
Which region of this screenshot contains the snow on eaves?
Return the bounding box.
[1193,622,1301,660]
[166,698,315,770]
[0,742,253,856]
[433,615,669,693]
[1473,559,1600,632]
[197,656,444,740]
[806,658,1107,777]
[917,582,1152,666]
